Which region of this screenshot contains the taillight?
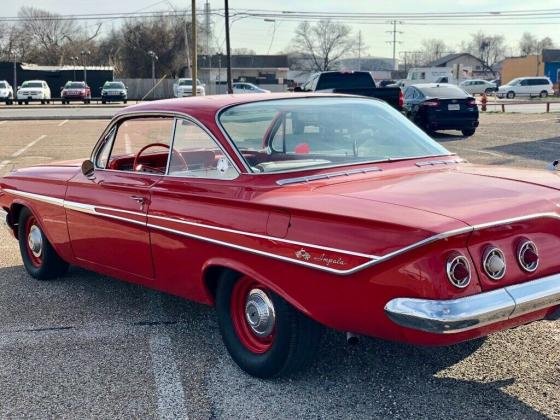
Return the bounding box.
[517,240,539,272]
[446,254,471,288]
[422,100,440,107]
[398,90,404,108]
[482,247,506,280]
[467,98,477,106]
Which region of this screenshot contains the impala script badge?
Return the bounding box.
[295,249,346,266]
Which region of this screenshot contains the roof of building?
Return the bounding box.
[20,63,113,71]
[427,53,483,67]
[543,49,560,63]
[198,55,289,69]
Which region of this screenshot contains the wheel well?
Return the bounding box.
[8,203,25,238]
[203,265,236,303]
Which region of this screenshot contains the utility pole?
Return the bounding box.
[386,20,403,71]
[204,0,212,93]
[191,0,197,96]
[224,0,233,94]
[148,50,158,100]
[11,50,17,92]
[80,50,91,84]
[357,30,363,71]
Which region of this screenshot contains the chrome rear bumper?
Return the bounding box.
[385,274,560,334]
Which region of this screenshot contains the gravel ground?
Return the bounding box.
[0,115,559,419]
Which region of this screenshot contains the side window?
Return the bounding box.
[168,119,238,180]
[311,75,319,90]
[520,79,529,86]
[95,127,117,168]
[104,117,173,172]
[404,87,413,99]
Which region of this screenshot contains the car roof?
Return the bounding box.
[23,80,46,83]
[117,93,352,117]
[408,83,459,89]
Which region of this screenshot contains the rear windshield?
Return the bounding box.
[420,86,467,98]
[65,82,85,88]
[179,79,192,86]
[22,82,43,88]
[103,82,124,89]
[0,82,6,88]
[316,72,375,90]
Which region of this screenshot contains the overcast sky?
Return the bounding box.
[4,0,560,58]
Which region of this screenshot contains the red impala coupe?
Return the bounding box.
[1,94,559,378]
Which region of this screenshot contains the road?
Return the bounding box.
[0,116,559,419]
[0,104,123,120]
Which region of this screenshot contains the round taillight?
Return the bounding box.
[483,247,506,280]
[517,240,539,272]
[446,254,471,288]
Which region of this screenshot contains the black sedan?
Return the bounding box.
[403,83,479,136]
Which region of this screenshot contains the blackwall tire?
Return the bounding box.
[215,271,323,378]
[18,208,69,280]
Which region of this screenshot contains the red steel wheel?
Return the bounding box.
[229,276,276,354]
[24,215,44,268]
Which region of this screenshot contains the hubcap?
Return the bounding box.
[27,225,43,258]
[245,289,276,337]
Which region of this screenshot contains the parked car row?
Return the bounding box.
[0,80,128,105]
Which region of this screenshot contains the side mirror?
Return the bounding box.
[293,86,303,92]
[81,159,95,179]
[17,86,21,90]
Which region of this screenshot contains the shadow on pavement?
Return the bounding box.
[487,136,560,164]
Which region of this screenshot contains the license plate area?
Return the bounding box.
[448,104,460,111]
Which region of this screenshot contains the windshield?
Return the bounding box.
[65,82,85,88]
[218,97,450,173]
[104,82,124,89]
[22,82,43,88]
[178,79,202,86]
[0,82,6,88]
[507,79,521,86]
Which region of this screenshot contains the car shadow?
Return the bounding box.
[430,131,469,142]
[487,136,560,163]
[0,265,551,418]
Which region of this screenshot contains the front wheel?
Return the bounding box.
[18,208,69,280]
[484,88,493,94]
[215,271,323,378]
[506,91,515,99]
[462,128,476,137]
[540,91,548,98]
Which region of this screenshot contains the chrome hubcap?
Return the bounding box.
[27,225,43,257]
[245,289,275,337]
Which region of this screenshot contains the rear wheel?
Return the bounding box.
[506,91,515,99]
[18,208,69,280]
[215,271,323,378]
[462,128,476,137]
[484,88,493,94]
[540,90,548,98]
[18,101,22,105]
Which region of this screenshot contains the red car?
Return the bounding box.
[61,81,91,104]
[1,94,559,378]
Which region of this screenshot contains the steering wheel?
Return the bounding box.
[132,143,188,174]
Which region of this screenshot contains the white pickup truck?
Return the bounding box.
[0,80,14,105]
[173,78,205,97]
[17,80,51,105]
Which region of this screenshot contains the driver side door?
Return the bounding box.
[65,116,174,280]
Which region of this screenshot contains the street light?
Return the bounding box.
[147,50,158,100]
[70,56,79,80]
[80,50,91,84]
[10,49,17,94]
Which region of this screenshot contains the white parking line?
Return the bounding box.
[0,160,11,170]
[0,121,7,125]
[461,147,503,157]
[11,135,47,158]
[149,334,188,420]
[57,119,68,127]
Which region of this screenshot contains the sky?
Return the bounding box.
[3,0,560,59]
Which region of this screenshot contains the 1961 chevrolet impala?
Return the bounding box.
[1,93,559,378]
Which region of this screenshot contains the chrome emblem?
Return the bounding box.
[483,247,506,280]
[295,249,311,261]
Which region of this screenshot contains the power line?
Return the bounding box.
[386,20,403,71]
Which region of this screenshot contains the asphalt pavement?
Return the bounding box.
[0,104,123,120]
[0,117,559,419]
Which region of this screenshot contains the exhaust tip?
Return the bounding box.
[346,332,359,345]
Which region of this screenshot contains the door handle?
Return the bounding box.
[130,195,147,209]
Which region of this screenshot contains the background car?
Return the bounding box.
[173,78,205,97]
[460,79,497,95]
[496,77,554,99]
[101,81,128,104]
[232,82,271,93]
[0,80,14,105]
[17,80,51,105]
[61,81,91,104]
[403,83,479,136]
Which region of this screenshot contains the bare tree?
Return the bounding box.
[463,31,505,75]
[519,32,555,56]
[418,38,452,65]
[291,20,354,71]
[232,48,256,55]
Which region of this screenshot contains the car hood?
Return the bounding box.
[315,164,560,227]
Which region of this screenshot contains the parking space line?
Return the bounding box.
[0,121,6,125]
[149,334,189,420]
[57,119,69,127]
[0,160,11,170]
[461,147,503,157]
[11,135,47,158]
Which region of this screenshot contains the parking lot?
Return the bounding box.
[0,114,559,419]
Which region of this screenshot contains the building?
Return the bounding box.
[500,55,543,84]
[426,53,493,78]
[197,54,289,94]
[0,62,113,97]
[543,49,560,85]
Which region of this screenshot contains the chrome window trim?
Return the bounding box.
[5,188,560,276]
